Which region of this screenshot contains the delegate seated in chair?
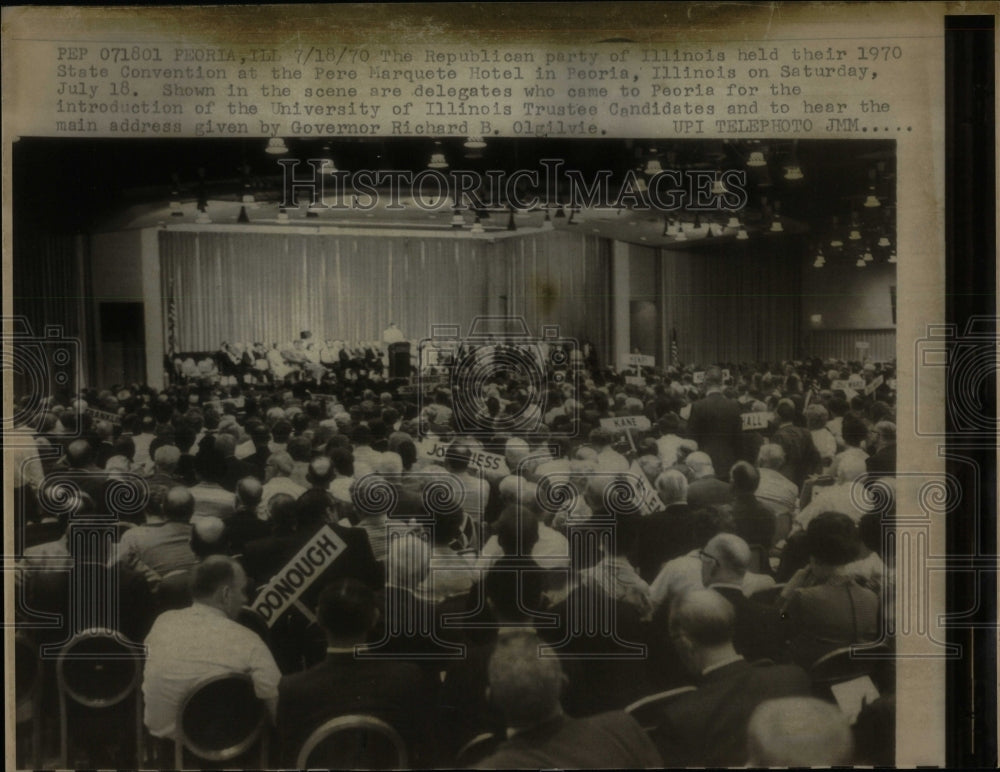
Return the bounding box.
[142,556,280,743]
[276,577,434,766]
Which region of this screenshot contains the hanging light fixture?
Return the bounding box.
[747,150,766,167]
[770,200,783,231]
[863,246,874,262]
[320,145,337,174]
[711,175,728,195]
[541,208,554,230]
[855,256,866,268]
[863,187,881,208]
[265,138,288,155]
[428,141,448,169]
[878,235,891,247]
[463,136,486,150]
[888,250,898,263]
[736,221,749,240]
[675,223,687,241]
[644,149,663,175]
[726,214,740,228]
[470,214,485,234]
[451,206,465,228]
[784,164,803,181]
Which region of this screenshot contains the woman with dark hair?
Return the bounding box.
[779,512,880,668]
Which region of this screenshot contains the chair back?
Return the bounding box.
[624,686,697,733]
[56,629,145,769]
[809,642,892,693]
[15,631,42,724]
[154,569,193,612]
[175,673,268,765]
[455,731,500,768]
[296,715,408,770]
[57,629,143,709]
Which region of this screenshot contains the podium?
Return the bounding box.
[388,342,411,379]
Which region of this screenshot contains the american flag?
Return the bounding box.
[670,328,680,368]
[166,278,178,358]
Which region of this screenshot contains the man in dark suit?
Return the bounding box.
[729,461,777,550]
[865,420,896,478]
[277,578,434,765]
[649,589,810,767]
[685,367,743,480]
[685,452,733,509]
[223,477,270,556]
[474,631,662,769]
[770,399,821,489]
[700,533,788,663]
[634,469,695,582]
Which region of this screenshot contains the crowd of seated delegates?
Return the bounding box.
[12,354,896,768]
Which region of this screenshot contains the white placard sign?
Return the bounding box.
[848,374,866,390]
[741,411,774,431]
[692,371,705,384]
[623,353,656,368]
[600,415,652,432]
[865,374,885,395]
[634,475,663,515]
[252,525,347,627]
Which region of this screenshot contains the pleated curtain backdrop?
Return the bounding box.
[159,229,611,361]
[659,236,805,365]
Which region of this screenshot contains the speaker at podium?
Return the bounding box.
[388,342,411,379]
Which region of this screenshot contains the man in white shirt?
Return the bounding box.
[795,454,870,531]
[142,555,281,739]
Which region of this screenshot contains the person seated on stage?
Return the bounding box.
[302,340,327,382]
[319,339,340,369]
[266,342,297,382]
[251,342,271,382]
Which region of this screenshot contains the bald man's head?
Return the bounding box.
[701,533,752,586]
[655,469,689,505]
[163,486,195,523]
[236,476,263,507]
[669,589,736,648]
[747,697,853,767]
[66,439,95,469]
[686,451,715,480]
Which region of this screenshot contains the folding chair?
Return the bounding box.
[296,714,408,770]
[173,673,269,769]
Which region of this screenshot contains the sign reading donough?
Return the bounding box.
[252,525,347,627]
